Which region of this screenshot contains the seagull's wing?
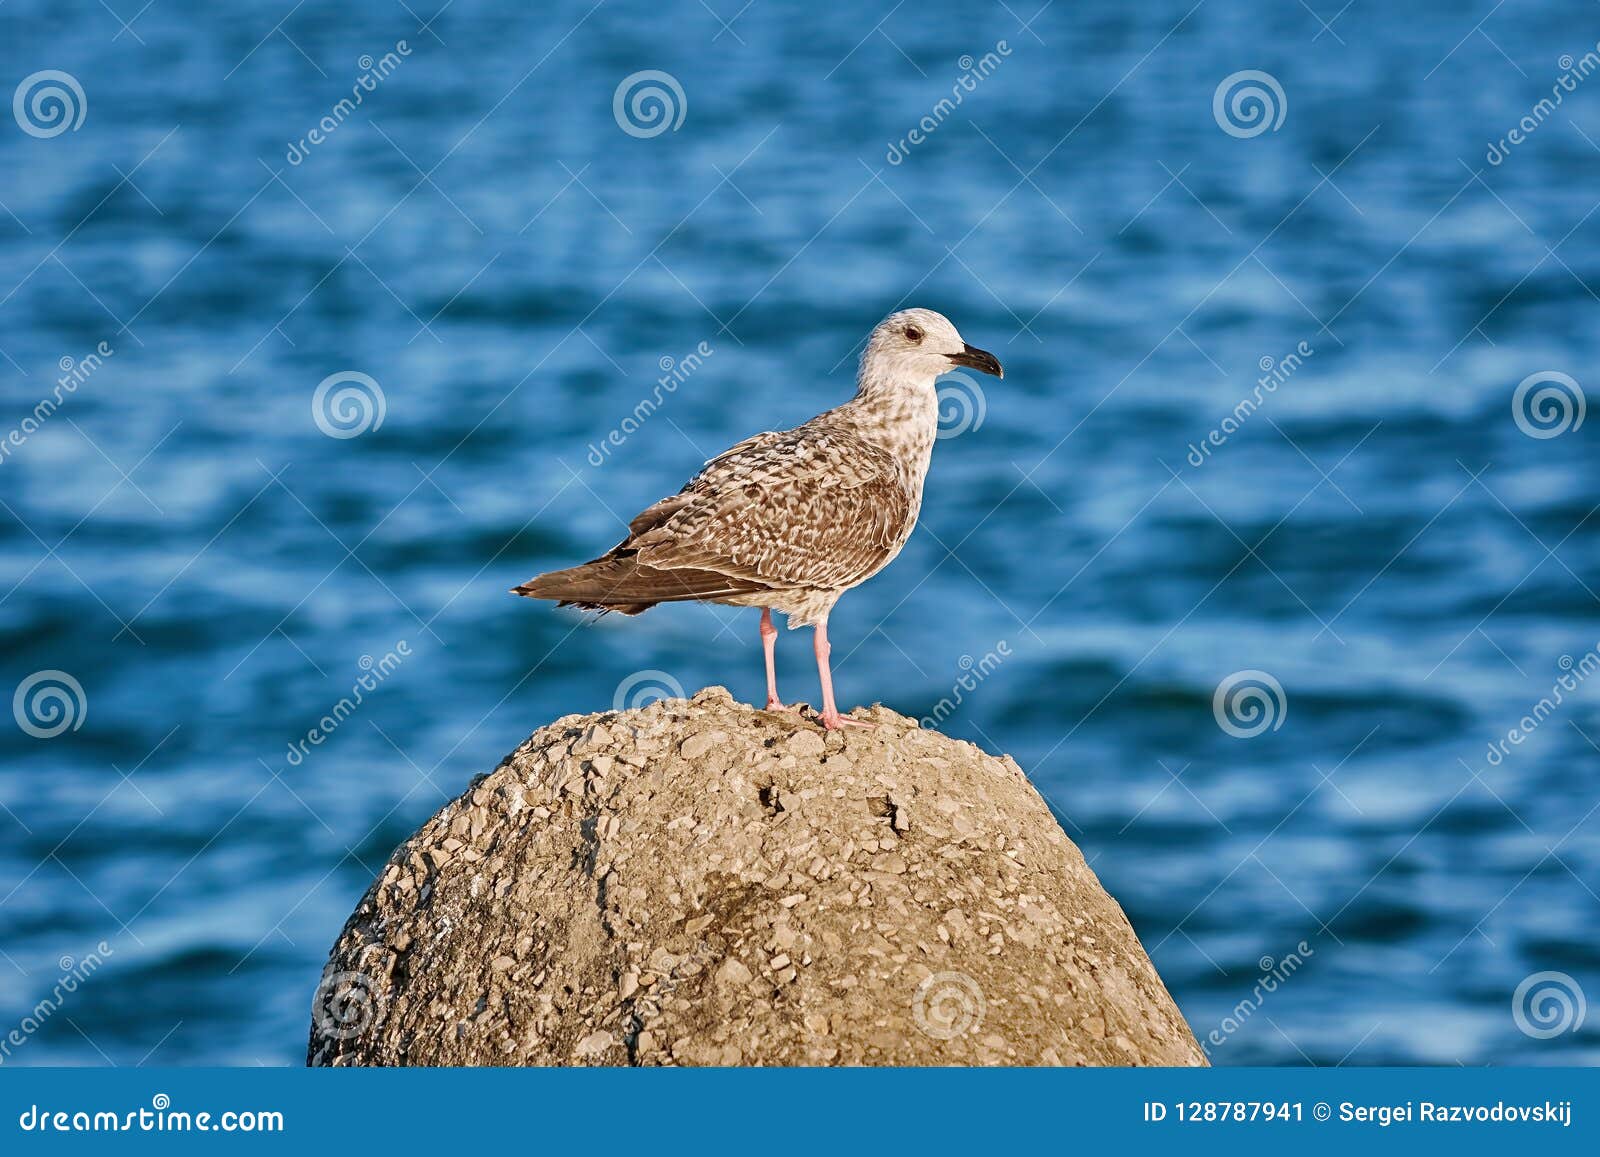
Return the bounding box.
[629,422,914,590]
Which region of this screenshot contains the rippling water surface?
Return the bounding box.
[2,0,1599,1065]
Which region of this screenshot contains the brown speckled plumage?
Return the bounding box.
[513,309,1002,727]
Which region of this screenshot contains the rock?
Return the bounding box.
[307,688,1205,1067]
[785,730,826,759]
[679,731,724,761]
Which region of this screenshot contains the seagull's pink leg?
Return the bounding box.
[812,616,871,730]
[760,608,783,711]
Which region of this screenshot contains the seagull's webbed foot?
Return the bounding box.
[818,709,873,731]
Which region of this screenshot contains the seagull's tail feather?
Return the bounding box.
[511,554,768,615]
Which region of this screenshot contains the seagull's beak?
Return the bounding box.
[948,343,1003,378]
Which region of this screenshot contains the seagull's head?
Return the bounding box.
[860,308,1003,387]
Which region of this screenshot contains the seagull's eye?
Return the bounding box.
[904,325,923,343]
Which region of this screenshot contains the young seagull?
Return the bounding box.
[512,308,1002,730]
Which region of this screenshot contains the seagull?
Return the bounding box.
[512,308,1003,730]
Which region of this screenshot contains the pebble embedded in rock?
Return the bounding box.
[872,852,907,875]
[679,731,726,760]
[785,730,826,759]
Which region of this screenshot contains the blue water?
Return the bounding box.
[3,0,1599,1067]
